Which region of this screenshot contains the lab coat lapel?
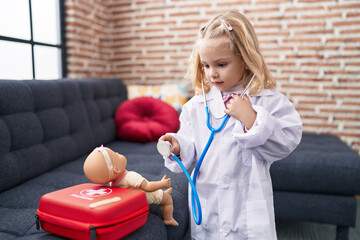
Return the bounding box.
[206,87,237,129]
[206,86,225,119]
[203,86,275,130]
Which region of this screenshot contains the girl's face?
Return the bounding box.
[199,38,246,92]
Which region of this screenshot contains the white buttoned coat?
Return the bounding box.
[164,86,302,240]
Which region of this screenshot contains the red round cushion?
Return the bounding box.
[115,97,180,143]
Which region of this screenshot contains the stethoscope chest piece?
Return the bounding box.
[157,141,172,157]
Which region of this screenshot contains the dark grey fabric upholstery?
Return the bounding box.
[271,133,360,195]
[0,79,188,240]
[274,191,357,227]
[0,79,126,193]
[271,134,360,240]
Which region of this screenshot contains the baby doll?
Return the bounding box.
[83,145,178,226]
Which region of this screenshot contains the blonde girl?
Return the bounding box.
[189,11,275,96]
[160,11,302,240]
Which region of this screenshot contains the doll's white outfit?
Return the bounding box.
[164,85,302,240]
[114,171,163,205]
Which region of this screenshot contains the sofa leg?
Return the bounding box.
[336,226,349,240]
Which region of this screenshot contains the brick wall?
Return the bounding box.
[65,0,360,153]
[65,0,113,77]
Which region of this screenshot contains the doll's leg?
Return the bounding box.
[161,188,179,226]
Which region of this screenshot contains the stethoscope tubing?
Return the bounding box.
[196,107,230,182]
[172,107,229,225]
[179,73,254,225]
[171,154,202,224]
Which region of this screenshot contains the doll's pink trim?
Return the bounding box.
[110,170,128,187]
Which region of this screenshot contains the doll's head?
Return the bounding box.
[83,145,127,184]
[187,11,275,95]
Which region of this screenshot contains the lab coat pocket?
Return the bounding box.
[242,149,252,166]
[246,200,272,240]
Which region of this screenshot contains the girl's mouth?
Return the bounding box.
[212,81,224,86]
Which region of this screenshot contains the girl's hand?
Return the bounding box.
[224,94,257,130]
[159,134,180,156]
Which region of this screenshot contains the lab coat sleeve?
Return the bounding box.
[164,102,196,173]
[233,92,302,163]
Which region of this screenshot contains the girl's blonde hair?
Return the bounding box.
[187,11,275,95]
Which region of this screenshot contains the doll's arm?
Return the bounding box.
[139,175,171,192]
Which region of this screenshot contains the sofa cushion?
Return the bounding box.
[127,82,189,113]
[274,191,357,227]
[115,97,180,143]
[271,133,360,195]
[0,79,126,193]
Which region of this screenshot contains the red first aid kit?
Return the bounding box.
[36,183,149,240]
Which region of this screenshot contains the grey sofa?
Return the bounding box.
[271,133,360,240]
[0,78,359,240]
[0,79,188,240]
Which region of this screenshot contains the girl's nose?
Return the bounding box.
[210,68,218,78]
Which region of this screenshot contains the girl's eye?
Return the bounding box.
[203,64,210,69]
[218,63,227,67]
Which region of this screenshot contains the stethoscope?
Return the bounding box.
[157,73,256,225]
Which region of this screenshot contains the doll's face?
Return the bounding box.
[106,149,127,174]
[83,147,127,184]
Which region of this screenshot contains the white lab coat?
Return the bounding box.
[164,86,302,240]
